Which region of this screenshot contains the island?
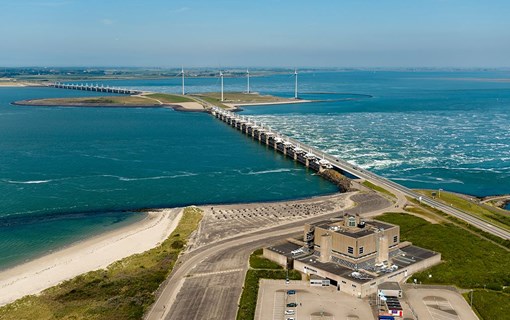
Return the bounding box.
[12,91,310,112]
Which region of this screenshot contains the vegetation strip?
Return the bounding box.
[417,189,510,231]
[378,212,510,320]
[0,207,203,320]
[236,249,301,320]
[362,180,396,198]
[408,197,510,249]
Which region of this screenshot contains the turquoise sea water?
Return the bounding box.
[1,70,509,269]
[101,71,510,197]
[238,71,510,197]
[0,87,336,270]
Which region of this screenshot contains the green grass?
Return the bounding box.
[378,212,510,320]
[236,249,301,320]
[0,207,203,320]
[465,290,510,320]
[191,95,230,109]
[144,93,194,103]
[191,92,292,109]
[362,180,396,198]
[408,197,510,249]
[249,248,283,270]
[403,205,443,223]
[417,190,510,231]
[199,92,290,103]
[377,212,510,289]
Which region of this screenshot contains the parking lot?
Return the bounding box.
[404,287,478,320]
[255,279,374,320]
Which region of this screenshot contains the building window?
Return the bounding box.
[393,235,398,243]
[359,247,364,254]
[348,216,356,227]
[348,246,354,254]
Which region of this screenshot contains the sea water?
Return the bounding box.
[0,87,336,270]
[2,70,509,269]
[101,71,510,196]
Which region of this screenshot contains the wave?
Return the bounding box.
[5,179,51,184]
[391,177,464,184]
[100,172,198,182]
[246,168,296,175]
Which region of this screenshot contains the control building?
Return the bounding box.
[264,213,440,298]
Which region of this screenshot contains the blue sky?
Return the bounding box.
[1,0,509,67]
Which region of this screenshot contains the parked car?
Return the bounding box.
[285,310,295,315]
[287,290,296,295]
[286,303,297,307]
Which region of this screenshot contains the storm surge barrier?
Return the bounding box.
[48,82,142,95]
[209,106,510,241]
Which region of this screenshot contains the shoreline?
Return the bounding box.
[0,187,506,307]
[0,208,183,306]
[0,192,342,306]
[12,99,209,112]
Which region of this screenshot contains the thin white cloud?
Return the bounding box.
[31,1,73,7]
[101,19,114,26]
[170,7,190,14]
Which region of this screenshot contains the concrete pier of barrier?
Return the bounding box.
[48,82,142,95]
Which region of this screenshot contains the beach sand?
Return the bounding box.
[0,82,28,87]
[0,208,182,306]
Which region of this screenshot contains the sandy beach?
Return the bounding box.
[0,208,182,306]
[0,82,28,87]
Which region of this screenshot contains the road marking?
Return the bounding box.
[187,268,243,278]
[425,297,460,320]
[274,291,285,320]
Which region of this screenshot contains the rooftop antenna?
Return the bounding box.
[294,69,298,99]
[220,70,224,101]
[180,67,185,95]
[246,69,250,94]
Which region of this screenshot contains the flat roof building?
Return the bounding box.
[264,213,441,298]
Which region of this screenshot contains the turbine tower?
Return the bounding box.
[180,67,185,95]
[294,69,298,99]
[220,70,224,102]
[246,69,250,94]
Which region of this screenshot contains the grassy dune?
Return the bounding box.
[0,207,203,320]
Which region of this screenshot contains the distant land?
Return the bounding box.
[2,67,510,82]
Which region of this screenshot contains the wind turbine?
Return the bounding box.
[246,69,250,94]
[180,67,185,95]
[294,69,298,99]
[220,70,224,102]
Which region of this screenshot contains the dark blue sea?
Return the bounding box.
[1,70,509,269]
